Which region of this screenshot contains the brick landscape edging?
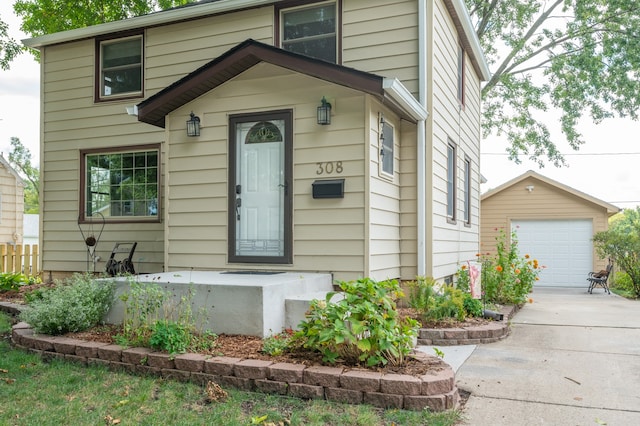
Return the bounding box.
[417,304,518,346]
[2,302,458,412]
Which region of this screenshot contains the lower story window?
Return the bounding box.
[81,145,159,221]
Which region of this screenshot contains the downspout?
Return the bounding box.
[417,0,427,276]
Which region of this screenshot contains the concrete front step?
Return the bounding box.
[103,271,333,337]
[284,291,344,331]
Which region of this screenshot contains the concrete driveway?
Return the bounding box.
[456,286,640,425]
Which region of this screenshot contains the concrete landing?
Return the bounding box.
[104,271,333,337]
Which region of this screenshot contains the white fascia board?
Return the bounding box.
[451,0,491,81]
[23,0,277,48]
[383,78,428,121]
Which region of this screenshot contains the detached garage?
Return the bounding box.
[481,171,619,287]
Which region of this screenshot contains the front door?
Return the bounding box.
[229,110,292,264]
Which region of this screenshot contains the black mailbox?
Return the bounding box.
[312,179,345,199]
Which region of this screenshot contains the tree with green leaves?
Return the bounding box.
[593,207,640,297]
[8,137,39,213]
[0,15,22,70]
[467,0,640,166]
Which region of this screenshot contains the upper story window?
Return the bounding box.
[279,1,338,63]
[463,156,471,225]
[379,115,394,177]
[447,140,457,222]
[80,145,159,222]
[457,44,466,105]
[97,34,143,100]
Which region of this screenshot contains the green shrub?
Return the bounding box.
[611,271,634,292]
[149,320,190,355]
[479,228,542,304]
[296,278,418,367]
[427,286,466,321]
[19,274,116,335]
[463,294,483,317]
[407,276,438,313]
[408,277,473,321]
[262,328,295,356]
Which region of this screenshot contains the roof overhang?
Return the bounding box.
[137,39,427,128]
[22,0,276,49]
[443,0,491,81]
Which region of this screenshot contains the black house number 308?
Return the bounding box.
[316,161,344,175]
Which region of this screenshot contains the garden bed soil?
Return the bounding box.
[1,289,491,377]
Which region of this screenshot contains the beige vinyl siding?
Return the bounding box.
[429,0,482,280]
[481,176,611,271]
[164,64,368,281]
[0,167,23,244]
[41,40,165,274]
[366,105,402,280]
[343,0,419,95]
[38,7,280,275]
[145,7,273,96]
[399,120,418,279]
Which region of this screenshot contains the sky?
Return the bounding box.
[0,3,639,210]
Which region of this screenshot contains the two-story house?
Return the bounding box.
[24,0,489,283]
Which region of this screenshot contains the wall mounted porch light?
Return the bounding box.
[317,96,332,125]
[186,111,201,137]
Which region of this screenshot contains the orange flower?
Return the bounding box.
[515,269,521,274]
[496,265,503,272]
[535,277,540,281]
[461,265,467,270]
[525,254,530,259]
[528,298,534,303]
[475,253,481,257]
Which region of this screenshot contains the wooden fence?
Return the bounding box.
[0,244,39,276]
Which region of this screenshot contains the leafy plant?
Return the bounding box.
[149,320,190,355]
[478,228,542,305]
[407,276,438,313]
[463,294,483,318]
[117,280,217,353]
[19,273,116,335]
[0,272,36,292]
[593,207,640,297]
[296,278,418,367]
[262,328,295,356]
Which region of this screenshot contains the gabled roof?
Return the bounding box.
[22,0,490,81]
[0,155,25,186]
[137,39,426,128]
[481,170,620,215]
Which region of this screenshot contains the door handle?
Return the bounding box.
[278,182,289,196]
[235,198,241,221]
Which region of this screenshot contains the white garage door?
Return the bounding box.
[511,219,593,287]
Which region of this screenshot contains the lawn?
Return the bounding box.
[0,312,463,426]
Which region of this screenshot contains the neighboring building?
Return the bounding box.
[23,214,39,247]
[481,171,620,287]
[0,154,24,245]
[24,0,490,282]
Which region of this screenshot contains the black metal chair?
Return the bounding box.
[587,260,613,294]
[105,242,137,276]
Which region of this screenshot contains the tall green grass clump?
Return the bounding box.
[19,273,116,335]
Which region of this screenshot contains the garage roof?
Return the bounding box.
[481,170,620,215]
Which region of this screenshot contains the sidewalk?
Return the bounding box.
[454,287,640,425]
